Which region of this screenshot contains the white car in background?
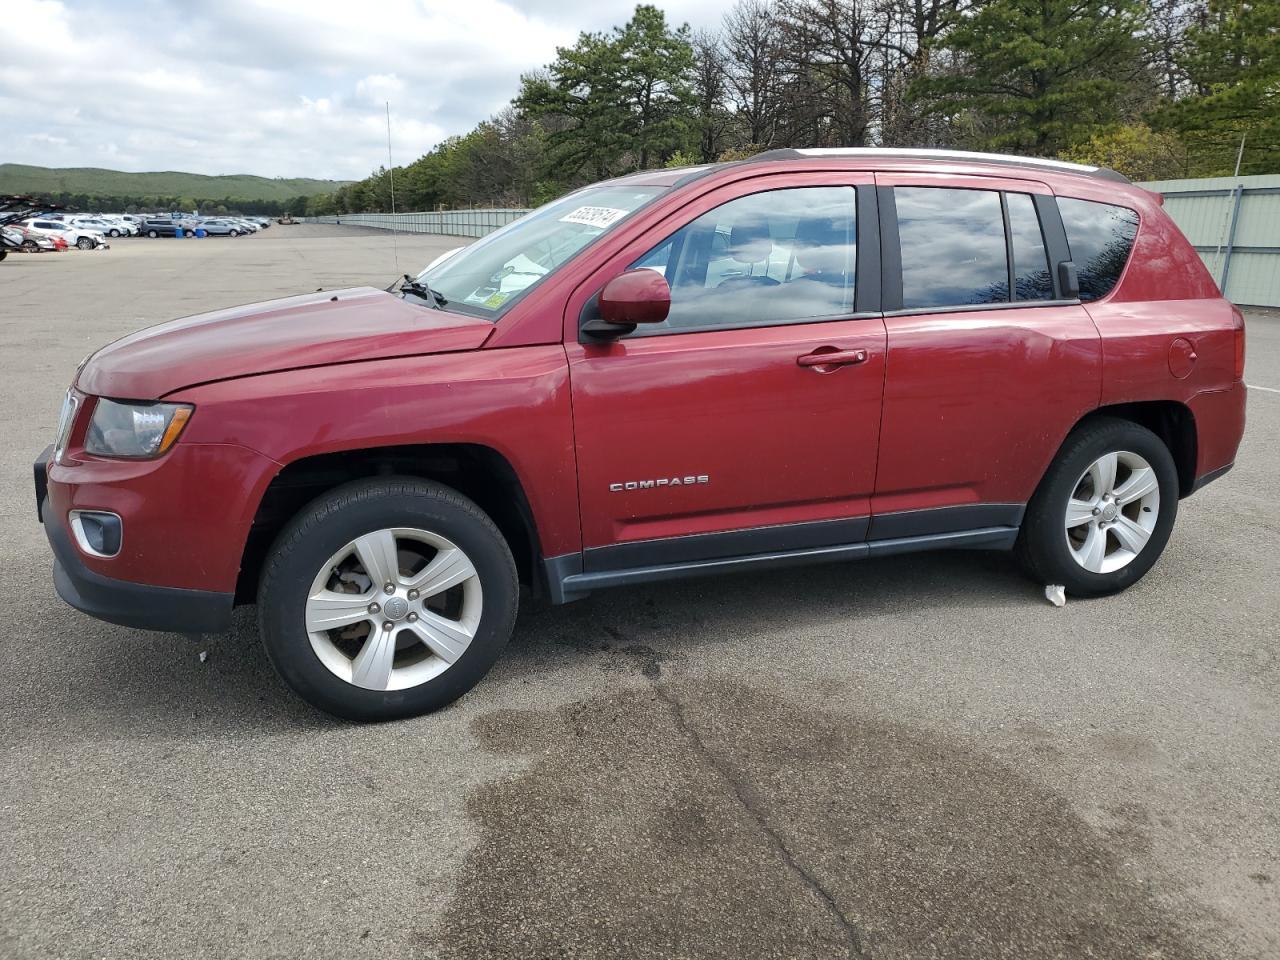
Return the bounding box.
[97,215,138,237]
[71,216,126,238]
[19,218,106,250]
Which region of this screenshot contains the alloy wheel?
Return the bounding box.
[1064,450,1161,574]
[305,527,483,691]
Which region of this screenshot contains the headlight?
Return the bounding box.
[84,399,193,459]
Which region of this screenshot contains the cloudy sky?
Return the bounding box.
[3,0,727,181]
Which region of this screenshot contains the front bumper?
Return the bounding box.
[36,448,234,634]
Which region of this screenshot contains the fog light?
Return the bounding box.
[69,510,122,558]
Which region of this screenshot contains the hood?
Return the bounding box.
[77,287,494,399]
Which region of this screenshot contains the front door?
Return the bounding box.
[565,177,886,572]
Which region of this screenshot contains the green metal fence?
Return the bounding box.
[304,208,529,238]
[1140,174,1280,308]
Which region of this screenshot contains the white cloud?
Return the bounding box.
[0,0,730,180]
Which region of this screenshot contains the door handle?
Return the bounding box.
[797,348,868,368]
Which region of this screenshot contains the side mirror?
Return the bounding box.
[582,269,671,338]
[1057,261,1080,300]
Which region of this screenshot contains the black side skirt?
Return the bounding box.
[545,504,1023,604]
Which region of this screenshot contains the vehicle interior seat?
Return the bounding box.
[716,221,779,289]
[791,216,853,287]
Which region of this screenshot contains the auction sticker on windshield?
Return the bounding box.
[559,206,630,229]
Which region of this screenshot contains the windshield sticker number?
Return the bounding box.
[559,206,630,229]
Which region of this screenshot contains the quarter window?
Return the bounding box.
[628,186,857,333]
[1057,197,1139,302]
[896,188,1007,309]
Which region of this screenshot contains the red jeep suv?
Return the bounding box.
[35,148,1246,720]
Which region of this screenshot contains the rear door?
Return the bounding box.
[565,174,886,571]
[872,174,1101,536]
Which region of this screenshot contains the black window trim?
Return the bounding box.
[582,182,882,342]
[881,184,1082,317]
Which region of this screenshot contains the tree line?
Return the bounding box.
[312,0,1278,215]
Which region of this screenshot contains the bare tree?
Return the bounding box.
[691,29,733,162]
[722,0,783,148]
[775,0,890,147]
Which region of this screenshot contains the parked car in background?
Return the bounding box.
[251,217,271,229]
[140,218,180,238]
[20,218,104,250]
[33,149,1247,721]
[98,215,138,236]
[199,219,247,237]
[70,216,124,238]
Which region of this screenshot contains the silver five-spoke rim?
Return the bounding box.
[306,527,482,691]
[1065,450,1160,574]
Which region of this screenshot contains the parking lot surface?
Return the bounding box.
[2,227,1277,959]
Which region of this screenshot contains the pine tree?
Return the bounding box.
[918,0,1148,155]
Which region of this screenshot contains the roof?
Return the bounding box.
[747,147,1130,184]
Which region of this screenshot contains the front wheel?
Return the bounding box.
[147,230,158,238]
[258,478,519,721]
[1016,417,1178,597]
[229,229,239,237]
[76,237,94,250]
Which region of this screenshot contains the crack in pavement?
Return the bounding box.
[604,624,871,958]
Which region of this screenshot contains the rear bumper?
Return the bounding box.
[36,448,234,634]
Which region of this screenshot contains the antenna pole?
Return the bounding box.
[386,100,400,276]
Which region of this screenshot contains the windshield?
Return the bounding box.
[415,184,666,319]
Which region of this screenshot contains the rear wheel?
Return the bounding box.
[21,239,38,252]
[147,230,158,238]
[258,478,518,721]
[1015,417,1178,597]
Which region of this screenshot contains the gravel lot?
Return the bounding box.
[2,226,1277,960]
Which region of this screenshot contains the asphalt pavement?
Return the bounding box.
[1,226,1277,959]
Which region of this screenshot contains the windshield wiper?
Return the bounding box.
[399,274,447,309]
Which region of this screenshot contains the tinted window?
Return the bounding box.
[1057,197,1139,302]
[1007,193,1053,301]
[896,188,1007,308]
[628,186,857,333]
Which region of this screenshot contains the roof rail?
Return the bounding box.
[747,147,1130,184]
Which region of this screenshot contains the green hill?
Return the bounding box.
[0,164,349,202]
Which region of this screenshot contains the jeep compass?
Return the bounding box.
[35,148,1247,720]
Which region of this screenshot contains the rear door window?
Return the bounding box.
[895,188,1007,309]
[1006,192,1054,301]
[1057,197,1139,302]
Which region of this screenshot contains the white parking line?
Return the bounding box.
[1248,383,1280,394]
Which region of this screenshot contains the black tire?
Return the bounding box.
[147,230,158,238]
[258,477,518,721]
[76,237,94,250]
[229,229,239,237]
[1015,416,1179,597]
[108,229,120,237]
[21,239,38,252]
